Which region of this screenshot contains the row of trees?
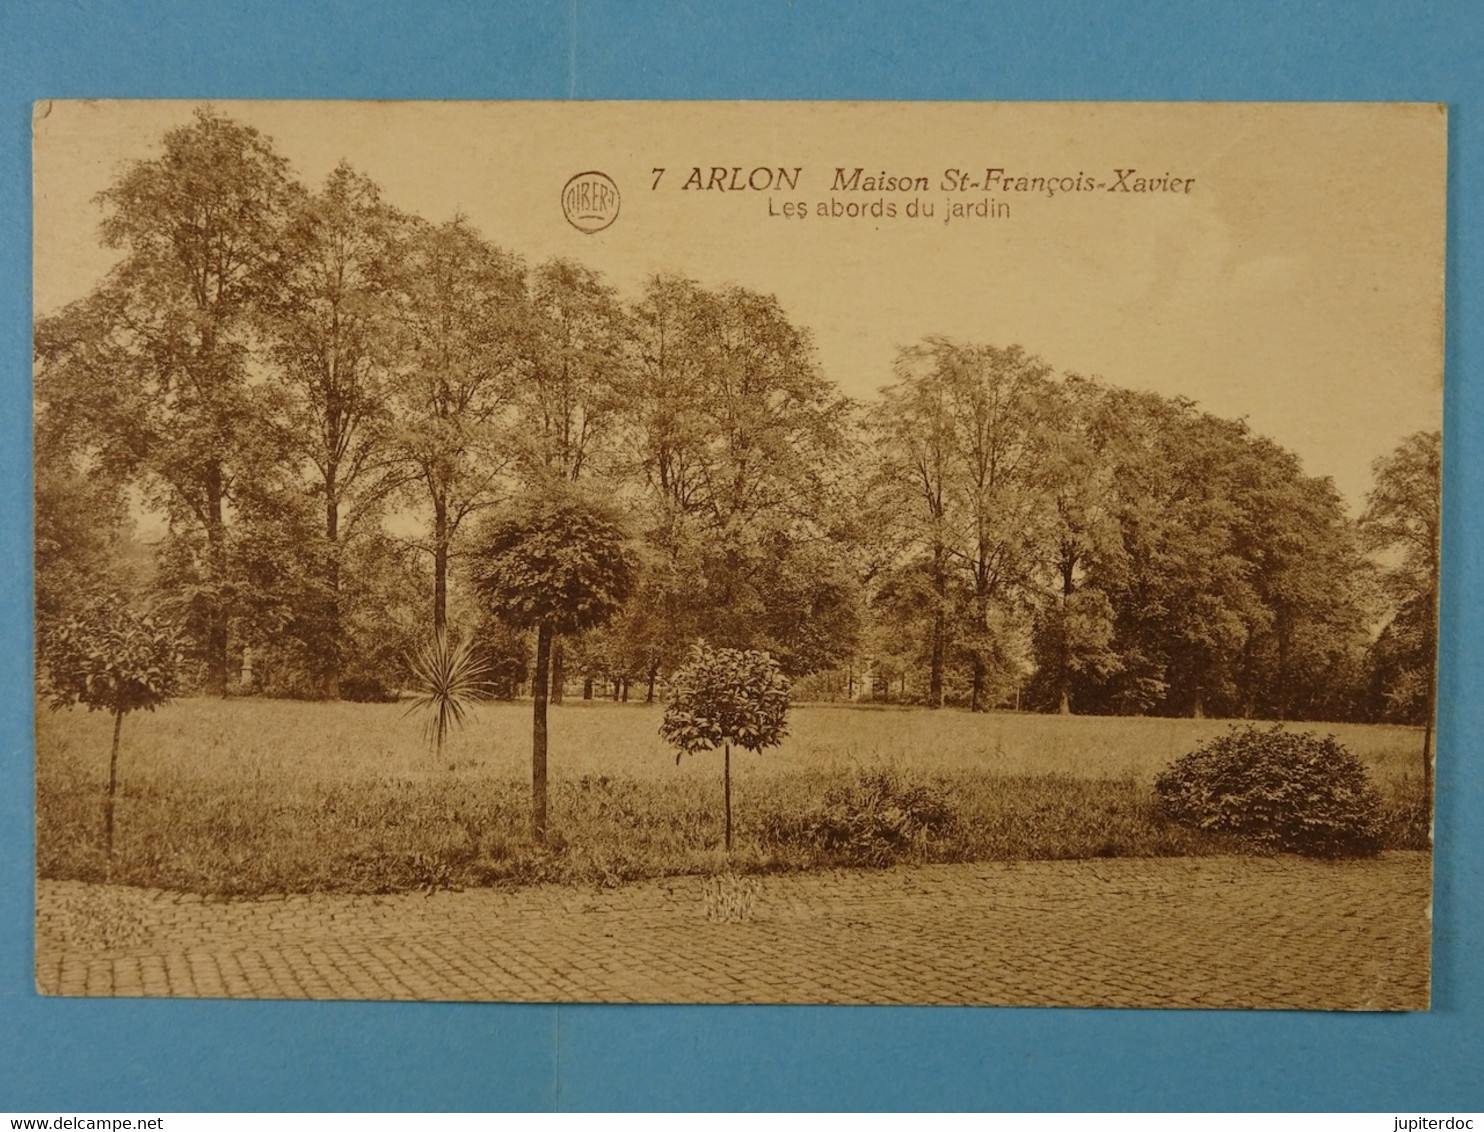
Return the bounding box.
[866,342,1440,723]
[34,108,1441,726]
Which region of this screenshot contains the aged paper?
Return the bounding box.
[33,102,1442,1007]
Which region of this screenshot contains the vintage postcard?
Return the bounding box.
[32,101,1442,1008]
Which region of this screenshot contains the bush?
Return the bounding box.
[1153,725,1383,857]
[339,675,399,703]
[766,770,957,866]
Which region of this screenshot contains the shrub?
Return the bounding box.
[339,675,398,703]
[1153,725,1383,857]
[766,770,957,866]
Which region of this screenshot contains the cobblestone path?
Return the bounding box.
[35,853,1430,1009]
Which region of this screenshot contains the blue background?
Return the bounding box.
[2,0,1481,1112]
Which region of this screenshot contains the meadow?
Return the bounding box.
[35,698,1431,895]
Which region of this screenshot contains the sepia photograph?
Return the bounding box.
[32,100,1444,1008]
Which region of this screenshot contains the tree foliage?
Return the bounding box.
[1358,430,1442,724]
[257,163,408,696]
[33,108,1436,730]
[626,275,859,678]
[42,599,182,717]
[389,216,527,631]
[470,494,636,634]
[660,643,791,757]
[89,107,293,694]
[520,258,631,482]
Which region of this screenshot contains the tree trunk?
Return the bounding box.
[1422,587,1438,818]
[621,679,629,703]
[1421,710,1434,816]
[322,492,342,700]
[551,640,564,704]
[723,741,732,853]
[203,466,229,697]
[646,664,657,703]
[1058,557,1076,717]
[531,621,552,842]
[970,654,985,713]
[1275,607,1292,722]
[929,556,946,708]
[582,677,593,700]
[105,707,123,866]
[433,496,449,634]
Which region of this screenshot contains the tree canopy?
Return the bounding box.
[660,643,791,757]
[34,109,1440,729]
[470,493,636,635]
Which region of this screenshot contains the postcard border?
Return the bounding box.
[3,0,1482,1112]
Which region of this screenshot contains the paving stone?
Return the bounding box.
[34,853,1430,1009]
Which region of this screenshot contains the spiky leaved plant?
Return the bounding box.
[406,630,489,757]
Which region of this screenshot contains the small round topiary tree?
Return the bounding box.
[660,643,790,853]
[470,491,635,842]
[1153,724,1383,857]
[41,600,181,863]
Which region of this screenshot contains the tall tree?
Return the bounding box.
[40,107,296,694]
[873,338,1054,710]
[1050,386,1372,722]
[1359,430,1442,801]
[1027,376,1125,714]
[1084,394,1268,717]
[868,349,958,705]
[519,259,633,701]
[939,341,1055,710]
[32,302,143,624]
[390,217,526,632]
[628,275,715,519]
[1233,447,1370,721]
[619,276,719,690]
[258,164,407,696]
[624,275,857,678]
[520,259,631,483]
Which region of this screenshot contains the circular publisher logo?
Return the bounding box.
[561,171,620,234]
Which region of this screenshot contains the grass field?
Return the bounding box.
[35,698,1431,895]
[35,697,1427,785]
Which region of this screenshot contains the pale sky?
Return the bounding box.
[33,100,1446,511]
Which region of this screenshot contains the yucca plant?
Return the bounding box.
[406,630,490,756]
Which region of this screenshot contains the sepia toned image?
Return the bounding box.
[32,101,1443,1008]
